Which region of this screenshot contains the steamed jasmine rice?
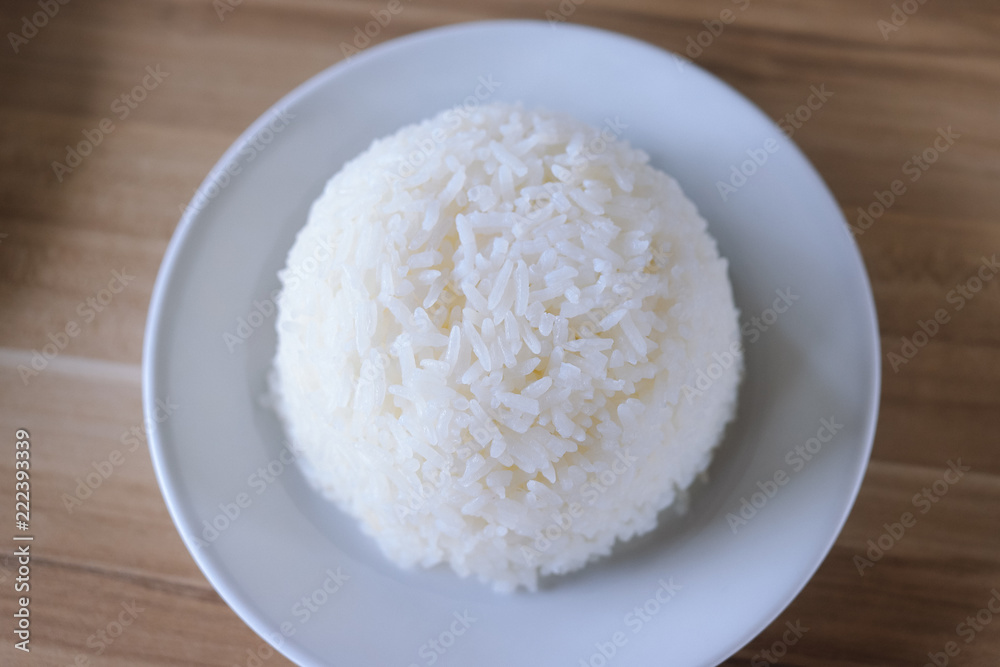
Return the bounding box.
[270,102,742,592]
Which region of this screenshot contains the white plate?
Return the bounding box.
[144,20,880,667]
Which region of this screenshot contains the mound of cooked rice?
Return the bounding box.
[270,102,742,591]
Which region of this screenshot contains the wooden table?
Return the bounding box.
[1,0,998,665]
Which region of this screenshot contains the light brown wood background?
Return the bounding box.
[1,0,999,665]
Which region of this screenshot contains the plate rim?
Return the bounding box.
[143,18,882,667]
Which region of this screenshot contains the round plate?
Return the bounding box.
[144,20,880,667]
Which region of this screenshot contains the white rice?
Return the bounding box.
[270,102,742,592]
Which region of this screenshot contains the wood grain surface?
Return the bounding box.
[1,0,999,665]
